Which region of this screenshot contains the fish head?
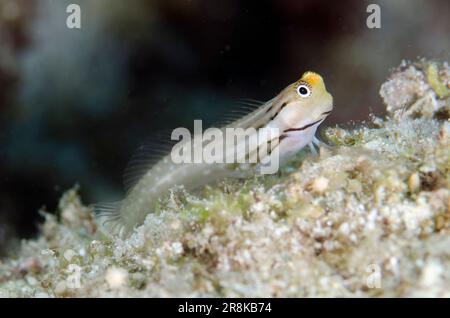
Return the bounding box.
[273,71,333,128]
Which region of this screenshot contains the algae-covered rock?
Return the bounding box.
[380,60,450,120]
[1,60,450,297]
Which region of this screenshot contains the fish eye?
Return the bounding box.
[297,84,311,98]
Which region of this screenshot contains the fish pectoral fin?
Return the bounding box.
[313,136,332,149]
[308,143,318,157]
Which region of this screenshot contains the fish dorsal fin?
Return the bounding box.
[92,201,127,237]
[213,98,270,128]
[123,99,271,193]
[123,130,180,193]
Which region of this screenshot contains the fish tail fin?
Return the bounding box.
[93,201,127,238]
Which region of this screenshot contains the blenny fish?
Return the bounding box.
[95,72,333,237]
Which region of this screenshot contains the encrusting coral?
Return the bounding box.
[0,60,449,297]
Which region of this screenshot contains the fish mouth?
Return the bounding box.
[321,102,334,116]
[321,109,332,116]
